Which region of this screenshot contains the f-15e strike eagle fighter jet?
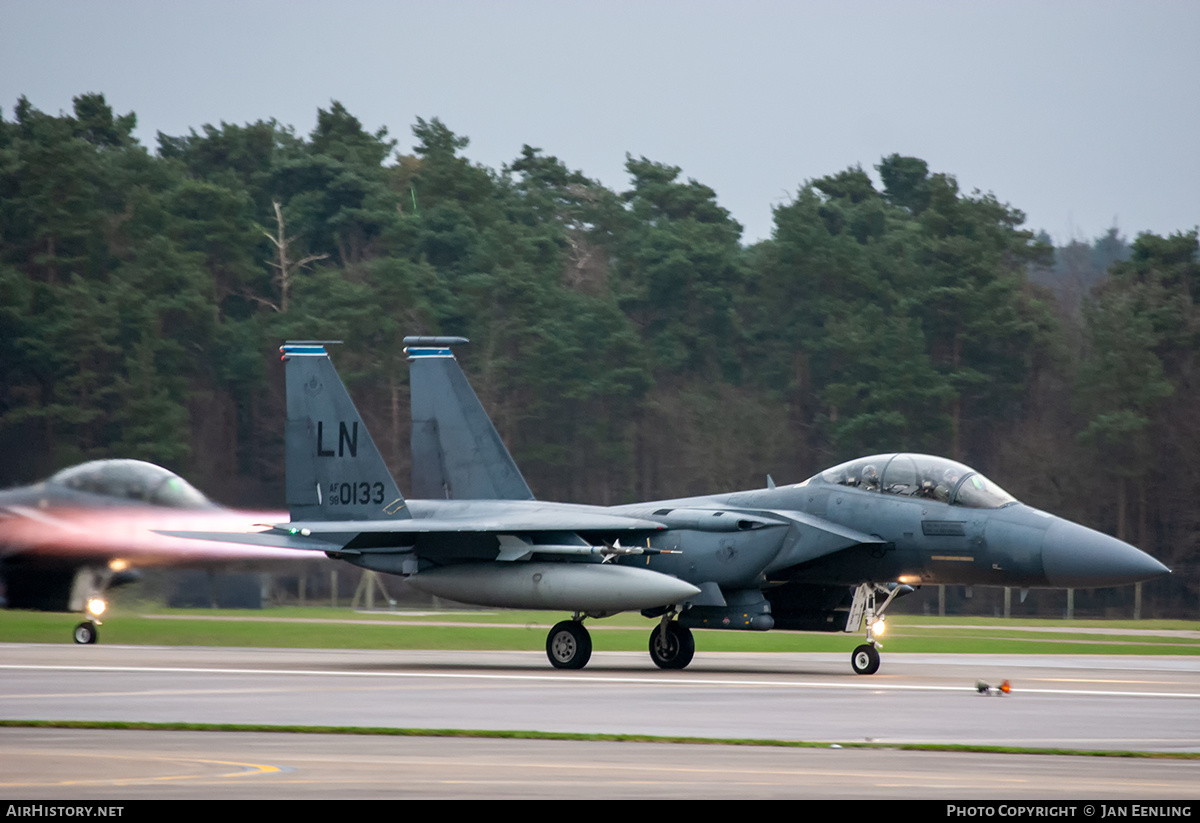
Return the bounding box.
[0,460,299,643]
[170,338,1169,674]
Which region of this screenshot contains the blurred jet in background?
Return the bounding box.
[0,459,300,643]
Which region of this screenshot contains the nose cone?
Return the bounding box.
[1041,519,1170,588]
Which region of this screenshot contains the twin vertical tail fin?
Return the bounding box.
[404,336,535,501]
[281,342,411,522]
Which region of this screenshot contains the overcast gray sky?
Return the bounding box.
[3,0,1197,245]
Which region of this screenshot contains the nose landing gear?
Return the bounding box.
[72,595,107,644]
[851,643,879,675]
[73,621,98,644]
[847,582,911,675]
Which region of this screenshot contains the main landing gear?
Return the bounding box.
[546,617,592,669]
[545,612,697,671]
[649,616,694,670]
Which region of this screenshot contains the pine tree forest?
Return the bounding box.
[2,95,1197,617]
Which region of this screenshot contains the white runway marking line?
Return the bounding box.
[3,664,1200,699]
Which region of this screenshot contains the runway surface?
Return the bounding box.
[6,728,1200,799]
[2,644,1199,798]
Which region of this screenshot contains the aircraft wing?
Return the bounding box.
[286,511,668,534]
[160,509,667,553]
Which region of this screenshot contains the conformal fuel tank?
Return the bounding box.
[407,562,701,611]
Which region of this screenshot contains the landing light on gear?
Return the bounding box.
[847,582,912,675]
[73,596,106,644]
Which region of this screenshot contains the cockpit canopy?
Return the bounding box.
[48,460,214,509]
[812,453,1017,509]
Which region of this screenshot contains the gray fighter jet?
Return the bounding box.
[170,339,1169,674]
[0,459,299,643]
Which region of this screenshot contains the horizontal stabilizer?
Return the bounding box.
[155,529,340,552]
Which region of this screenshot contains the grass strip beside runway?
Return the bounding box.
[1,609,1198,653]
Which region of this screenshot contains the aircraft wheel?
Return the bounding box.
[73,622,98,645]
[851,643,880,675]
[546,620,591,670]
[649,622,695,670]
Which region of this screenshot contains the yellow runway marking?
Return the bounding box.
[0,752,281,788]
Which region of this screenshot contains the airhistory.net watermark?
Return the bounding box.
[6,807,123,817]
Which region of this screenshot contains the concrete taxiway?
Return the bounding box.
[2,644,1198,798]
[5,728,1200,799]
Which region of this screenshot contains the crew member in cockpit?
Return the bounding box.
[861,464,880,491]
[935,467,960,503]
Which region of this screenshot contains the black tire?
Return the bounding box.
[851,643,880,675]
[73,622,97,645]
[649,622,695,670]
[546,620,592,670]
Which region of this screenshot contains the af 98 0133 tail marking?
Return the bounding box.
[281,342,411,522]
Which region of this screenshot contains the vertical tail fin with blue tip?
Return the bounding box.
[281,341,410,522]
[404,336,535,501]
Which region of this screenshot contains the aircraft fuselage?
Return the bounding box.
[615,482,1162,592]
